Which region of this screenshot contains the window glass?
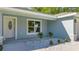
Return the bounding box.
[28,27,34,33]
[28,20,41,34]
[28,21,34,33]
[35,21,40,32]
[28,21,34,26]
[8,21,12,30]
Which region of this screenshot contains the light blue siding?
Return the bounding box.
[17,16,27,39]
[2,14,74,40]
[17,18,48,39]
[47,16,74,39]
[2,14,48,39]
[42,20,47,35]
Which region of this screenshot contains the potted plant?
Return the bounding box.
[48,32,53,38]
[38,32,43,38]
[0,45,3,51]
[48,32,54,45]
[50,40,54,45]
[58,39,61,44]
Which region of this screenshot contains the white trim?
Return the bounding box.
[9,16,17,40]
[15,17,17,40]
[0,8,77,21]
[56,13,77,18]
[27,19,42,35]
[0,8,56,20]
[40,20,42,32]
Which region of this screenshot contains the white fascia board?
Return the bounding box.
[0,7,56,20]
[56,13,77,18]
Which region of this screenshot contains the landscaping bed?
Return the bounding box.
[23,37,50,50]
[25,37,69,50]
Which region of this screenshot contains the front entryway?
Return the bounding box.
[3,16,16,39]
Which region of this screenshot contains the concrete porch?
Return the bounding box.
[3,38,50,51]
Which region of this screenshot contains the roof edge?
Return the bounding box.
[56,12,77,18]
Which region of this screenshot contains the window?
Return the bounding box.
[28,21,34,33]
[27,19,42,34]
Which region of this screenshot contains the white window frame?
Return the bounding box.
[27,19,42,35]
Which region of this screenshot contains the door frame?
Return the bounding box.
[3,16,17,40]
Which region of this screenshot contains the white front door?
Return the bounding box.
[3,16,15,38]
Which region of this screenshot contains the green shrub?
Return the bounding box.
[38,32,43,38]
[58,40,61,44]
[48,32,54,45]
[48,32,53,38]
[50,40,53,45]
[0,45,3,51]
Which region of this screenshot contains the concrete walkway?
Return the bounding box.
[35,41,79,51]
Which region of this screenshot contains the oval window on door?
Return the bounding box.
[8,21,12,30]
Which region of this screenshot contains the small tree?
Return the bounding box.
[38,32,43,38]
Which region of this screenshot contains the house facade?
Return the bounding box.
[0,8,77,42]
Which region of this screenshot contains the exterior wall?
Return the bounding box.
[42,20,47,35]
[0,13,2,36]
[2,13,74,41]
[47,16,74,41]
[17,16,27,39]
[17,18,47,39]
[2,14,47,39]
[17,19,47,39]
